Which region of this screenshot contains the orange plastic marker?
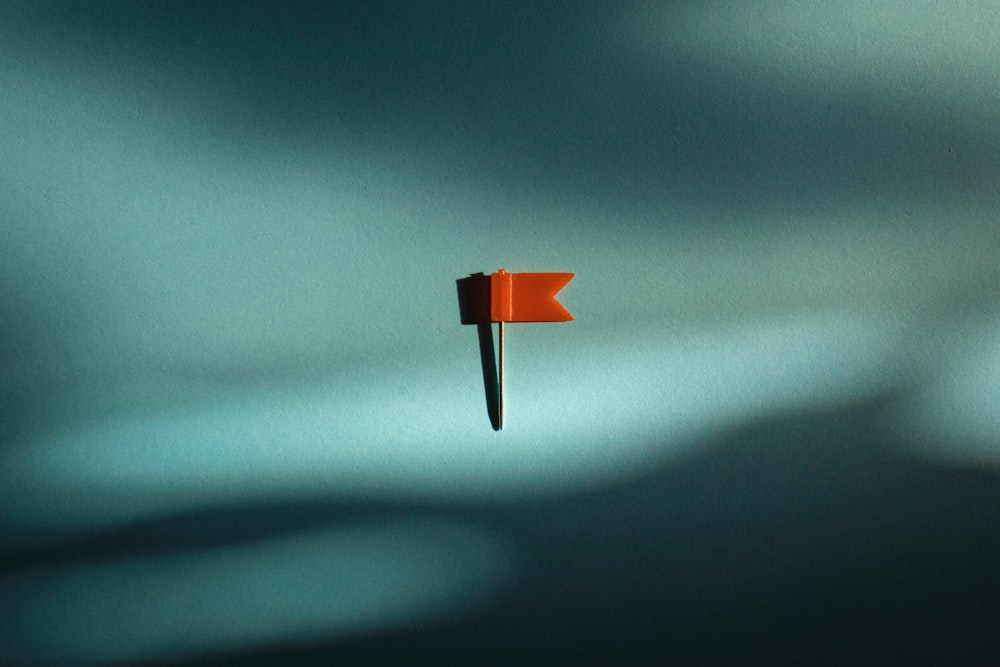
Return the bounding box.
[490,268,574,428]
[490,269,574,323]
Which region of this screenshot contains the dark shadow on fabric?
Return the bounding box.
[7,2,999,222]
[61,392,996,666]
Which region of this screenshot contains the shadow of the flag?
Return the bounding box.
[456,273,500,431]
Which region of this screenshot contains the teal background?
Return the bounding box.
[2,2,1000,664]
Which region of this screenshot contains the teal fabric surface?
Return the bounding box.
[2,2,1000,664]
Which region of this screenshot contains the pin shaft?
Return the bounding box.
[498,320,504,429]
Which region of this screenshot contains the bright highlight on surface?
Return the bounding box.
[1,310,907,549]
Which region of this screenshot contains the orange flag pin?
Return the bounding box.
[458,268,574,429]
[490,268,575,323]
[491,268,574,429]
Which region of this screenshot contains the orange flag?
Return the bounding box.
[490,268,574,322]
